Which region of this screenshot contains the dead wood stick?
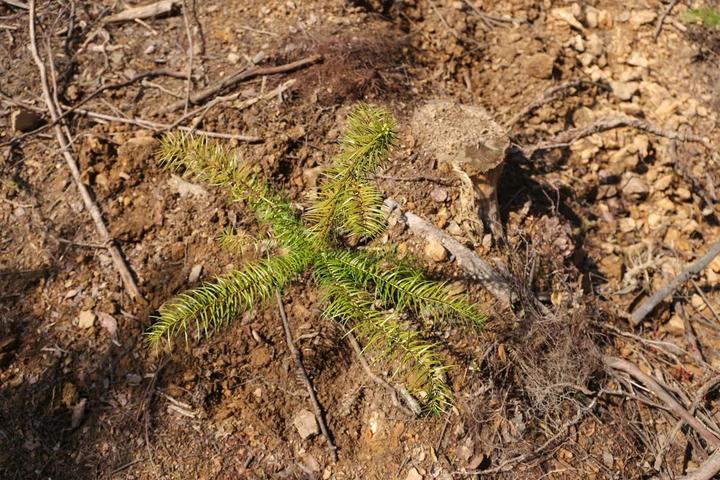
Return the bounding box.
[630,240,720,325]
[104,0,179,23]
[1,69,188,147]
[160,54,322,114]
[346,331,421,416]
[28,0,145,303]
[654,0,680,41]
[66,106,262,142]
[275,290,338,461]
[656,375,720,470]
[692,279,720,325]
[167,79,296,131]
[2,0,28,9]
[384,198,514,305]
[679,449,720,480]
[180,0,193,114]
[507,79,607,127]
[529,116,712,155]
[603,356,720,448]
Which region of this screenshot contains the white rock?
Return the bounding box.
[424,237,448,262]
[551,7,584,30]
[610,81,640,101]
[293,409,319,439]
[631,9,657,27]
[227,52,241,64]
[622,176,649,200]
[406,467,423,480]
[188,264,203,283]
[626,52,649,68]
[78,310,96,329]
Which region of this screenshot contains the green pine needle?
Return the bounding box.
[306,103,397,243]
[318,276,452,413]
[148,103,488,414]
[147,247,313,344]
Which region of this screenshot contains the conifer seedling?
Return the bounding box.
[148,104,487,413]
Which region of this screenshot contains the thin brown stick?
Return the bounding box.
[680,303,705,363]
[374,173,458,186]
[160,54,322,114]
[275,290,337,461]
[462,0,523,27]
[654,0,680,41]
[384,198,514,305]
[104,0,179,23]
[0,69,188,147]
[692,279,720,325]
[679,448,720,480]
[28,0,145,303]
[528,116,712,156]
[66,106,262,142]
[2,0,28,9]
[603,356,720,448]
[655,375,720,470]
[630,240,720,325]
[346,331,421,416]
[180,0,193,114]
[507,79,606,127]
[166,79,295,131]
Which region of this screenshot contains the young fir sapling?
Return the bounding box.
[148,104,487,413]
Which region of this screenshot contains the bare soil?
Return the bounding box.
[2,1,720,479]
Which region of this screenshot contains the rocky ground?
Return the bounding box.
[2,0,720,479]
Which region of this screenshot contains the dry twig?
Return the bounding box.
[104,0,179,23]
[384,198,514,305]
[679,449,720,480]
[2,0,28,9]
[654,0,680,41]
[160,54,322,113]
[180,0,193,114]
[655,375,720,470]
[66,106,262,142]
[630,240,720,325]
[346,331,421,416]
[603,356,720,448]
[528,116,712,156]
[507,79,607,127]
[276,290,338,461]
[27,0,144,303]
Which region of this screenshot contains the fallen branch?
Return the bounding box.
[679,449,720,480]
[160,54,322,114]
[528,116,712,156]
[28,0,145,303]
[276,290,338,461]
[507,79,607,127]
[654,0,680,42]
[629,240,720,325]
[2,0,28,9]
[66,106,263,142]
[656,374,720,470]
[104,0,179,23]
[346,331,421,416]
[384,198,514,305]
[603,356,720,448]
[166,79,296,131]
[1,69,188,147]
